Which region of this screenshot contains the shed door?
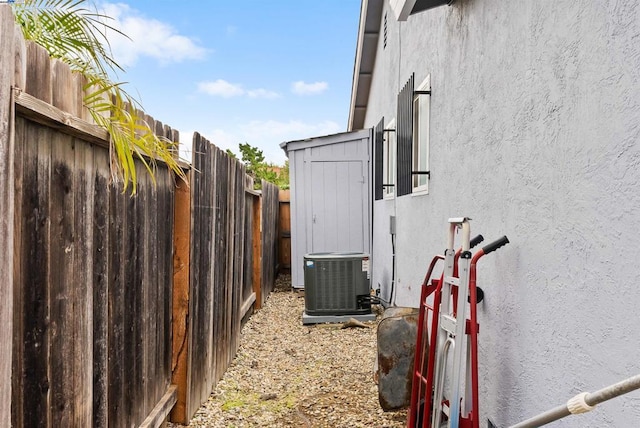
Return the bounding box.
[309,160,369,253]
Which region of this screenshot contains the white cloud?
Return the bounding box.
[197,80,281,99]
[198,79,245,98]
[244,120,340,140]
[100,3,208,67]
[247,89,281,99]
[185,120,342,165]
[291,81,329,95]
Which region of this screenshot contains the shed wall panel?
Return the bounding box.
[285,130,371,288]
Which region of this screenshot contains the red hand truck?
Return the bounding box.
[408,218,509,428]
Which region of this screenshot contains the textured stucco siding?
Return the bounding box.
[365,0,640,426]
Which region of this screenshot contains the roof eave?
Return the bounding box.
[348,0,384,131]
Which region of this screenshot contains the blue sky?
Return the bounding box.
[99,1,362,164]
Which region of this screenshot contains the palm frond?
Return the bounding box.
[14,0,124,75]
[13,0,187,194]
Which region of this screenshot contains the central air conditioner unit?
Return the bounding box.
[302,252,376,324]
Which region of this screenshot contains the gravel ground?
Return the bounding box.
[170,274,407,428]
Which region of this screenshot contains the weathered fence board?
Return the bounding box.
[10,92,24,428]
[74,136,94,427]
[186,133,210,420]
[25,42,51,102]
[227,159,239,366]
[252,191,263,309]
[0,6,16,426]
[242,176,256,315]
[160,168,175,413]
[20,121,52,428]
[92,147,110,428]
[214,146,229,385]
[49,128,77,428]
[107,186,126,428]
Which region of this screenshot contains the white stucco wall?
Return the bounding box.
[365,0,640,426]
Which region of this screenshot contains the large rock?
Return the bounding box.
[376,307,420,411]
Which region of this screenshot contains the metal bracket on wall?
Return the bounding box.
[411,171,431,179]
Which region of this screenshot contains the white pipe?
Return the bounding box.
[510,374,640,428]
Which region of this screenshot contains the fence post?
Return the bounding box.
[170,174,191,424]
[0,6,16,427]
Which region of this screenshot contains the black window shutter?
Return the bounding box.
[374,117,384,201]
[397,74,414,196]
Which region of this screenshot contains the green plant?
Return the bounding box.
[231,143,289,190]
[12,0,186,193]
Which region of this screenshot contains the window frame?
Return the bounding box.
[412,75,431,194]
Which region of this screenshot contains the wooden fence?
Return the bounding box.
[7,29,178,428]
[261,180,280,304]
[1,6,281,427]
[170,134,280,423]
[278,189,291,273]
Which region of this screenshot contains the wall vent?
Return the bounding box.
[383,12,388,49]
[303,252,372,316]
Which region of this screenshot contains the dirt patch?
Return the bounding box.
[169,274,407,427]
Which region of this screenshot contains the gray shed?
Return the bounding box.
[281,129,372,288]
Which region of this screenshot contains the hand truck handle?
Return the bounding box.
[470,234,484,249]
[482,235,510,255]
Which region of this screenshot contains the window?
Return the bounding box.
[375,117,397,200]
[384,119,396,198]
[396,73,431,197]
[412,75,430,192]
